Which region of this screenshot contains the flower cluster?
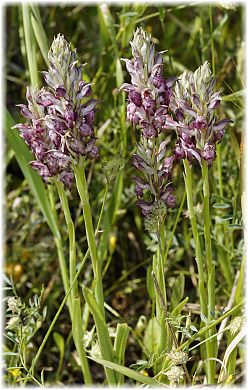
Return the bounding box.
[167,349,189,365]
[166,61,232,165]
[228,316,245,336]
[120,28,176,138]
[121,29,232,224]
[164,365,185,384]
[121,28,177,228]
[13,34,99,188]
[132,138,176,219]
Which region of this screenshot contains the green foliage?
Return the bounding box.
[4,3,244,386]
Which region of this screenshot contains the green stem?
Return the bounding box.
[216,143,223,198]
[163,191,186,266]
[55,181,78,298]
[209,5,215,74]
[74,157,117,385]
[183,160,207,317]
[202,160,216,383]
[22,5,39,86]
[48,186,72,315]
[177,301,243,352]
[55,181,92,384]
[72,297,92,384]
[74,158,104,311]
[158,222,167,308]
[201,162,214,298]
[152,222,167,378]
[29,247,90,378]
[29,185,110,379]
[152,271,191,385]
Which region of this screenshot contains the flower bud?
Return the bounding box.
[201,143,216,165]
[129,90,142,107]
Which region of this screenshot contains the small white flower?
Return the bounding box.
[83,328,95,349]
[6,316,20,330]
[228,316,244,336]
[7,297,22,314]
[165,365,185,383]
[90,341,102,359]
[167,350,188,365]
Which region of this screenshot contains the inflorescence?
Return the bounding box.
[13,34,99,189]
[121,28,178,231]
[121,28,231,228]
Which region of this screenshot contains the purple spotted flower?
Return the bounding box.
[120,28,177,229]
[131,136,176,231]
[120,28,177,139]
[165,61,232,165]
[13,35,99,188]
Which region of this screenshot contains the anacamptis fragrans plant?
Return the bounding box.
[12,34,116,385]
[120,28,178,233]
[165,61,232,165]
[14,34,99,189]
[121,27,233,384]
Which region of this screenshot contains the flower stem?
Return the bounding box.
[153,222,167,355]
[177,301,243,352]
[201,160,216,383]
[29,186,110,381]
[74,159,104,311]
[152,271,191,385]
[29,247,90,380]
[55,180,92,385]
[183,160,207,317]
[163,191,186,266]
[55,181,78,298]
[74,157,117,385]
[183,159,210,378]
[48,186,72,315]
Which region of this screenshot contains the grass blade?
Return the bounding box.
[113,323,131,384]
[98,170,123,265]
[22,4,39,86]
[88,356,164,387]
[29,4,49,65]
[82,287,117,385]
[4,109,58,237]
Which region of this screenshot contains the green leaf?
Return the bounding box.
[113,323,131,384]
[171,297,189,317]
[200,313,209,324]
[170,274,185,312]
[227,224,242,230]
[53,332,65,357]
[146,264,155,301]
[222,89,245,102]
[98,3,117,53]
[4,109,59,237]
[22,4,39,86]
[29,4,49,65]
[82,287,117,384]
[234,255,244,305]
[53,332,65,381]
[190,325,198,333]
[144,318,160,355]
[88,356,163,387]
[3,352,19,357]
[157,6,165,22]
[116,57,124,87]
[98,170,123,265]
[213,203,231,209]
